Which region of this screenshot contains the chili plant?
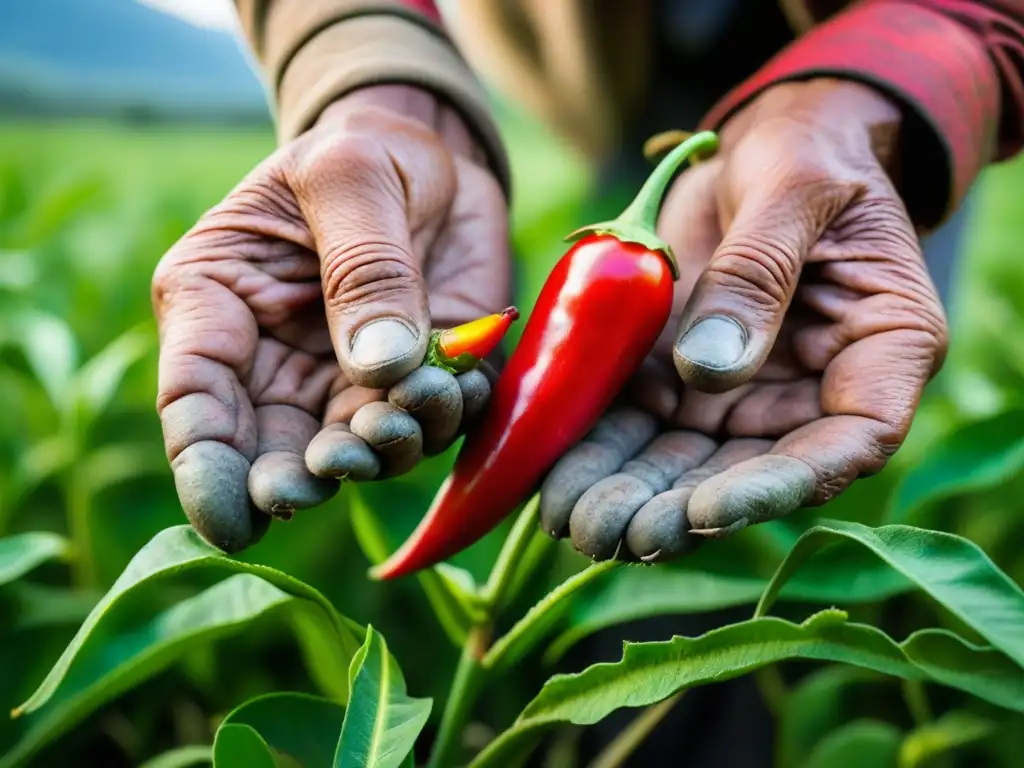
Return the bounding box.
[5,115,1024,768]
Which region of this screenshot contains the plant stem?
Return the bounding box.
[615,130,718,234]
[484,560,619,672]
[427,498,542,768]
[902,679,933,726]
[481,495,541,610]
[428,632,489,768]
[589,692,684,768]
[66,468,96,589]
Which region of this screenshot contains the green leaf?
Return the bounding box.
[778,665,885,768]
[547,547,913,662]
[292,610,351,703]
[213,724,276,768]
[9,434,73,503]
[79,441,167,496]
[335,625,432,768]
[804,719,902,768]
[469,611,1024,767]
[7,582,100,630]
[898,710,996,768]
[218,692,345,768]
[137,745,212,768]
[349,489,481,646]
[756,520,1024,668]
[13,525,363,718]
[71,321,153,419]
[0,532,69,586]
[487,561,619,673]
[6,309,78,408]
[1,575,306,768]
[888,409,1024,524]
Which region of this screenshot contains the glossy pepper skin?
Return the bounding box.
[426,306,520,373]
[372,131,720,580]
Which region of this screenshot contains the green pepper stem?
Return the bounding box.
[563,130,718,280]
[615,130,719,233]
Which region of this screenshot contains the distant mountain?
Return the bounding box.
[0,0,272,123]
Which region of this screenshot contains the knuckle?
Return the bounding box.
[289,133,391,193]
[709,236,799,309]
[321,240,421,307]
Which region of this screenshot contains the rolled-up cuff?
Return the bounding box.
[276,13,510,197]
[698,0,999,229]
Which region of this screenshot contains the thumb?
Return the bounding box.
[673,158,859,393]
[290,134,450,389]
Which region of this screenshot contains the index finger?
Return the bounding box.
[687,249,946,534]
[153,253,267,553]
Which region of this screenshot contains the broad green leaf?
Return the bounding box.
[778,665,886,768]
[888,409,1024,524]
[79,441,167,496]
[804,719,902,768]
[349,489,481,645]
[547,546,913,663]
[6,309,78,407]
[756,520,1024,668]
[218,692,345,767]
[9,434,73,503]
[0,532,69,586]
[13,525,363,718]
[292,610,351,703]
[487,561,618,673]
[213,724,276,768]
[7,582,99,630]
[469,611,1024,767]
[335,626,432,768]
[72,321,153,419]
[898,710,996,768]
[137,745,212,768]
[1,575,303,768]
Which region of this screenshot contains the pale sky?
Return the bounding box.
[137,0,239,30]
[136,0,457,30]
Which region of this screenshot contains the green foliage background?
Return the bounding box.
[3,103,1024,766]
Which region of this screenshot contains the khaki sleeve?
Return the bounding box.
[231,0,510,195]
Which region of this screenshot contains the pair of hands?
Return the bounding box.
[153,79,947,561]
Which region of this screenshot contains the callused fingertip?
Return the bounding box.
[305,426,381,482]
[686,455,817,531]
[346,316,425,388]
[569,475,655,562]
[673,315,749,392]
[388,366,463,456]
[456,369,491,424]
[350,401,423,478]
[248,451,339,516]
[171,440,260,555]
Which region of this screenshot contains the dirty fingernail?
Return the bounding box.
[675,316,746,371]
[350,318,418,370]
[686,455,816,531]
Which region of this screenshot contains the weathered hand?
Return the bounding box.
[153,85,510,553]
[540,80,948,562]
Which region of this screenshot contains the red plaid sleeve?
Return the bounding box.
[698,1,1024,228]
[396,0,443,24]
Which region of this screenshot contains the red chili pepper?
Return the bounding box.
[371,131,719,580]
[426,306,520,373]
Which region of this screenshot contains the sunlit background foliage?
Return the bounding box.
[4,2,1024,767]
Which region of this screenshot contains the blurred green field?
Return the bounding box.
[4,111,1024,766]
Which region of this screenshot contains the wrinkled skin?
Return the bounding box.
[152,85,510,553]
[542,79,949,561]
[154,78,947,562]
